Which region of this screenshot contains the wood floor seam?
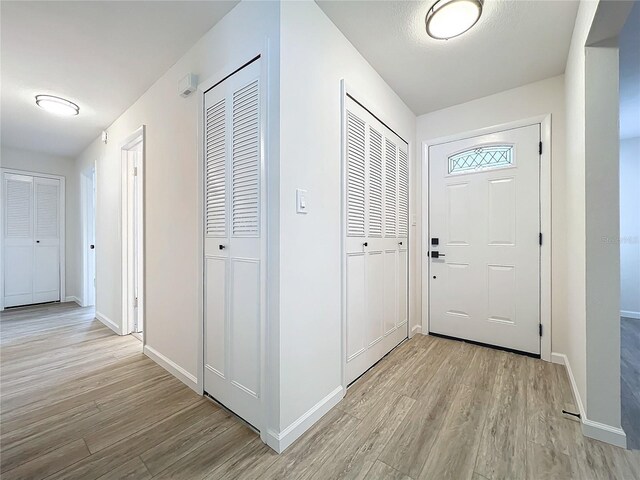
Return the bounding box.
[377,457,417,479]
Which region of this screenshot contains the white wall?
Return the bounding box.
[563,0,633,446]
[415,75,567,355]
[1,146,80,302]
[620,136,640,318]
[74,1,281,403]
[584,41,621,432]
[278,0,416,439]
[562,0,599,418]
[73,0,418,450]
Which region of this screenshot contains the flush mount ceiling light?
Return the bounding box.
[426,0,483,40]
[35,95,80,116]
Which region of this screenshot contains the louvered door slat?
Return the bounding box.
[368,127,383,237]
[35,183,59,238]
[5,178,32,238]
[398,149,409,237]
[232,80,260,237]
[347,111,366,237]
[205,99,226,237]
[384,138,397,237]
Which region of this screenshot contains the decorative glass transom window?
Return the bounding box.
[448,145,514,175]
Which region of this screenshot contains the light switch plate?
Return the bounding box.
[296,189,308,214]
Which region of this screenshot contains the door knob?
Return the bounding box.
[363,242,368,247]
[36,240,40,243]
[399,241,403,246]
[90,244,95,249]
[430,251,445,258]
[219,245,226,250]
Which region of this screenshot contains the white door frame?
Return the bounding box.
[421,115,552,362]
[340,80,411,391]
[120,126,145,338]
[197,45,270,441]
[81,165,96,307]
[0,168,66,310]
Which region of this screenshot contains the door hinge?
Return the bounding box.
[134,297,138,308]
[539,324,543,337]
[539,141,542,155]
[133,166,138,177]
[539,233,543,245]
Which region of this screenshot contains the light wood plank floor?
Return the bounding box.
[1,303,639,479]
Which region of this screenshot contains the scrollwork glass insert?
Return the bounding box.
[448,145,513,174]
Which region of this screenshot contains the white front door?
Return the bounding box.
[429,124,540,354]
[204,59,262,428]
[3,173,61,308]
[344,97,409,385]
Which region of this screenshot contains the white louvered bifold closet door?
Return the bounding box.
[344,97,409,385]
[3,173,61,308]
[203,59,262,429]
[33,177,61,303]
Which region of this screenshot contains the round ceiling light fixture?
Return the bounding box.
[426,0,483,40]
[35,95,80,116]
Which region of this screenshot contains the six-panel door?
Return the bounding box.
[429,124,541,354]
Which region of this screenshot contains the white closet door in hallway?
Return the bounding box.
[344,96,409,385]
[203,59,263,429]
[3,172,61,308]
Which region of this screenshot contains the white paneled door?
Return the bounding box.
[429,124,540,354]
[344,97,409,385]
[3,172,61,308]
[203,59,262,429]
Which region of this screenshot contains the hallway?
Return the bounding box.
[0,302,258,479]
[1,303,638,479]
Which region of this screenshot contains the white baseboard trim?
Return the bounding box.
[583,417,627,448]
[552,352,627,449]
[265,385,345,453]
[620,310,640,320]
[95,311,121,335]
[551,352,586,418]
[143,345,199,394]
[64,296,82,306]
[411,324,422,336]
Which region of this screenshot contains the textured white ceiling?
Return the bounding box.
[620,1,640,140]
[1,1,238,157]
[316,0,579,115]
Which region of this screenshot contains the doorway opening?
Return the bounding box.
[82,167,96,308]
[619,1,640,451]
[121,127,145,342]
